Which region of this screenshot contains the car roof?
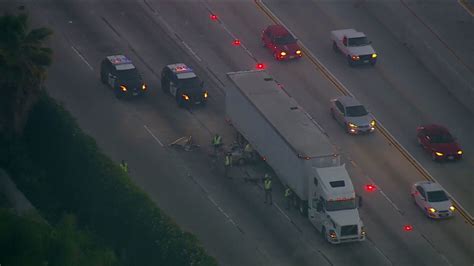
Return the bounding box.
[335,95,363,107]
[415,181,444,192]
[350,32,366,38]
[420,124,450,135]
[267,25,291,37]
[106,55,135,70]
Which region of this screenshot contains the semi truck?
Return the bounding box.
[225,70,366,244]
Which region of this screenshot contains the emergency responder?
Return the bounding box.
[211,134,222,156]
[263,173,272,204]
[284,186,292,210]
[224,152,233,178]
[120,160,128,173]
[244,142,253,161]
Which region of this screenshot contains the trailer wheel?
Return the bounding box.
[299,201,308,217]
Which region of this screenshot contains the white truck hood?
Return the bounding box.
[348,45,375,56]
[328,209,361,226]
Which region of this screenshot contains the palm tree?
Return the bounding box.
[0,12,53,135]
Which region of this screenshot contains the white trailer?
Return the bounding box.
[226,70,365,243]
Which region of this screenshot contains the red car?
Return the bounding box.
[262,25,302,61]
[416,124,463,161]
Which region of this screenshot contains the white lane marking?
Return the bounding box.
[367,238,393,265]
[274,203,291,222]
[143,125,164,146]
[182,41,202,62]
[71,45,93,70]
[208,195,239,229]
[458,0,474,16]
[379,190,403,214]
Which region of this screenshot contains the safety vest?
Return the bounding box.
[285,188,292,197]
[212,135,222,146]
[225,155,232,166]
[244,144,252,152]
[120,162,128,173]
[264,179,272,190]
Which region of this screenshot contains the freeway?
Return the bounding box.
[12,0,474,265]
[258,0,474,216]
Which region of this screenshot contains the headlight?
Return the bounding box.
[280,51,287,56]
[361,226,366,236]
[182,94,190,101]
[203,91,208,99]
[428,207,436,213]
[328,230,337,239]
[372,53,377,58]
[296,50,302,55]
[457,150,463,155]
[435,152,444,156]
[449,206,455,211]
[351,55,360,61]
[141,84,147,90]
[348,123,357,128]
[120,85,127,92]
[370,120,376,127]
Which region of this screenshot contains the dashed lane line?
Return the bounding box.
[143,125,164,147]
[71,45,93,71]
[254,0,473,226]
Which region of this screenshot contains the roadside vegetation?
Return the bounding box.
[0,12,216,266]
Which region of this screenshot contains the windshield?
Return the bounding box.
[325,199,356,211]
[348,37,370,46]
[346,105,368,117]
[177,77,202,90]
[430,133,454,143]
[274,35,296,45]
[427,191,449,202]
[117,68,140,81]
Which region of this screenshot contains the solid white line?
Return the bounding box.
[143,125,164,146]
[71,46,93,71]
[182,41,202,62]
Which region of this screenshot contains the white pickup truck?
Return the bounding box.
[331,29,377,66]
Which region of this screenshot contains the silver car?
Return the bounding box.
[330,96,375,134]
[411,181,455,219]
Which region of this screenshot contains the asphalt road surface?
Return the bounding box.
[7,0,474,265]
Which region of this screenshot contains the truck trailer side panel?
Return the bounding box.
[226,70,339,199]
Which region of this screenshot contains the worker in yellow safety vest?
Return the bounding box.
[263,174,272,204]
[284,186,292,210]
[120,160,128,173]
[224,152,233,178]
[212,134,222,156]
[244,143,253,161]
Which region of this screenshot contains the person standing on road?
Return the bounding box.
[244,142,253,161]
[212,134,222,156]
[284,186,292,210]
[224,152,233,178]
[120,160,128,173]
[263,174,272,204]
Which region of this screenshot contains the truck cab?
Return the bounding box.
[308,165,366,243]
[331,29,377,67]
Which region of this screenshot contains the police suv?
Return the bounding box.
[161,63,208,107]
[100,55,147,98]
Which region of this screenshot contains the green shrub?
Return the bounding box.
[3,92,216,265]
[0,209,118,266]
